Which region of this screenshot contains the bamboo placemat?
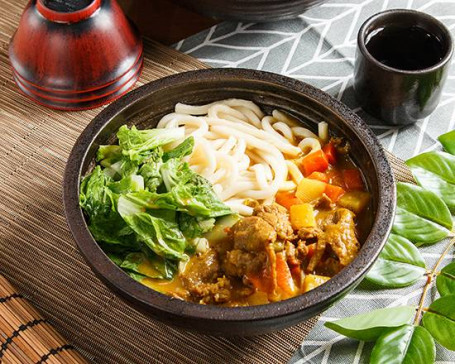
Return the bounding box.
[0,1,320,363]
[0,275,88,364]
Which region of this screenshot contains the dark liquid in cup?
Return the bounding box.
[366,25,445,70]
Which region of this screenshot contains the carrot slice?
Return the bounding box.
[307,171,329,183]
[276,191,302,210]
[343,169,364,190]
[325,184,345,202]
[275,252,297,295]
[300,150,329,176]
[307,243,316,259]
[322,142,337,164]
[326,168,344,187]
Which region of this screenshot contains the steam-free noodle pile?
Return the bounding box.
[157,99,328,216]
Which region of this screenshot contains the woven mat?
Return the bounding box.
[0,1,322,363]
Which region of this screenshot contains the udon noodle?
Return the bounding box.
[156,99,328,216]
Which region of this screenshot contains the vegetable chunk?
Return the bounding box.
[290,204,316,230]
[296,178,327,203]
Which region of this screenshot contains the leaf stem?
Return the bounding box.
[414,237,455,325]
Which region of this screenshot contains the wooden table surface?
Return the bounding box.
[117,0,217,45]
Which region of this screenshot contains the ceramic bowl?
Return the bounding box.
[63,69,395,336]
[171,0,327,22]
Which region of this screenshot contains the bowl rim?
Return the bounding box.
[63,68,396,322]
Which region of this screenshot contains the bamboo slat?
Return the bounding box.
[0,275,88,364]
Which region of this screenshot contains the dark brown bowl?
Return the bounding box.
[170,0,327,22]
[63,69,395,336]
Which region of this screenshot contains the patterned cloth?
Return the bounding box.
[175,0,455,362]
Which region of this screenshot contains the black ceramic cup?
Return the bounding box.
[354,9,453,125]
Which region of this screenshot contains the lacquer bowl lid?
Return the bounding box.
[9,0,143,110]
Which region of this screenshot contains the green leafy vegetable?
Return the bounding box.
[438,130,455,155]
[117,125,184,163]
[392,207,450,246]
[396,182,452,230]
[161,158,231,217]
[436,262,455,297]
[406,151,455,184]
[324,306,416,341]
[108,174,144,194]
[370,324,435,364]
[366,234,426,288]
[127,271,147,282]
[139,147,163,192]
[97,144,138,180]
[121,211,186,260]
[410,166,455,213]
[79,166,135,245]
[178,213,216,239]
[120,252,176,279]
[80,128,230,283]
[97,145,122,166]
[107,253,124,266]
[422,295,455,350]
[163,136,194,161]
[117,191,181,216]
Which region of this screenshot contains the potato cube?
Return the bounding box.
[338,191,370,213]
[296,178,326,203]
[303,274,330,293]
[290,204,316,230]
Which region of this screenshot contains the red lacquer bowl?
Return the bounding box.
[9,0,143,111]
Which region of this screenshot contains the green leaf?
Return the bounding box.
[178,213,216,239]
[396,182,452,230]
[365,234,426,288]
[370,324,435,364]
[120,252,176,279]
[108,174,144,194]
[392,207,450,246]
[324,306,415,341]
[127,271,147,283]
[436,262,455,297]
[122,212,187,260]
[117,125,184,163]
[438,130,455,155]
[406,151,455,184]
[161,158,231,217]
[422,295,455,350]
[97,145,122,166]
[139,148,163,192]
[107,253,124,267]
[163,136,194,161]
[79,166,135,246]
[410,166,455,213]
[118,191,180,216]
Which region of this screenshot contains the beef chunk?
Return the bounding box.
[285,241,300,266]
[181,249,220,287]
[296,240,310,260]
[193,277,232,304]
[322,209,359,266]
[307,208,360,272]
[222,250,267,277]
[307,234,327,272]
[253,203,294,240]
[298,227,321,240]
[230,216,277,251]
[312,194,335,210]
[180,249,232,303]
